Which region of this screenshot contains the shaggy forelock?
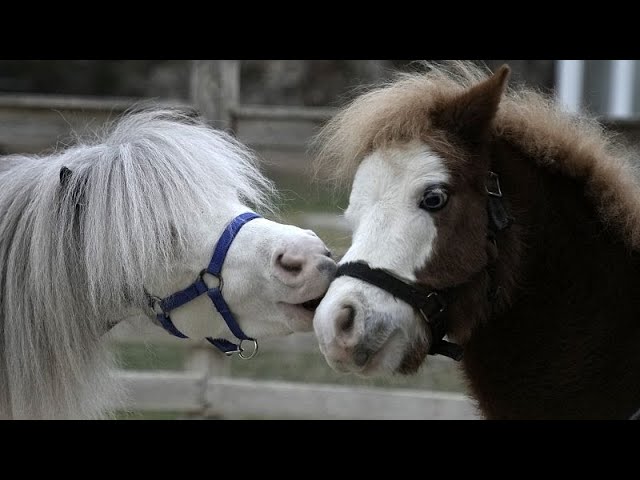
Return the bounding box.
[311,60,488,186]
[0,107,277,418]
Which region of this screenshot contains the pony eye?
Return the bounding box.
[420,186,449,212]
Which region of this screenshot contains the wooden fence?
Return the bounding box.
[107,322,479,419]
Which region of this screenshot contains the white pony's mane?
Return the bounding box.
[0,107,276,418]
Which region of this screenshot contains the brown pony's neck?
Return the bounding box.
[454,135,640,420]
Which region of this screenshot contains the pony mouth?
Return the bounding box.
[279,294,327,330]
[300,295,324,312]
[281,294,326,313]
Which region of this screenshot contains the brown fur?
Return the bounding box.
[313,61,640,419]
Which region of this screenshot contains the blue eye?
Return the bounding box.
[420,186,449,211]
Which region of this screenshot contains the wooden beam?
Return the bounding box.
[202,377,480,420]
[233,104,337,122]
[112,371,480,420]
[189,60,239,130]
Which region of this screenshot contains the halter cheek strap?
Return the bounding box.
[147,212,261,358]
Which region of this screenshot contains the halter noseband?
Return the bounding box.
[335,171,513,362]
[145,212,261,359]
[335,261,462,360]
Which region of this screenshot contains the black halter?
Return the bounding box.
[335,171,513,362]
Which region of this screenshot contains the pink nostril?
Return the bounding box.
[276,252,305,275]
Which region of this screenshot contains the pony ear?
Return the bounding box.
[431,64,511,143]
[60,166,72,187]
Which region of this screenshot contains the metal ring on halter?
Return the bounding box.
[200,269,223,291]
[238,339,259,360]
[148,294,165,316]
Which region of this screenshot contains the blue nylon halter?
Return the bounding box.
[147,212,261,357]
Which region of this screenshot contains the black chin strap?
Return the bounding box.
[336,171,513,362]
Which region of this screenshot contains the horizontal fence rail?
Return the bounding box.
[2,94,640,156]
[114,371,480,420]
[0,94,189,154]
[233,105,337,122]
[108,321,479,420]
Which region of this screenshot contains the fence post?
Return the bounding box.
[183,341,231,419]
[184,60,241,419]
[189,60,240,132]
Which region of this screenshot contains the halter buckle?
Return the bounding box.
[223,339,259,360]
[424,291,446,318]
[486,171,503,198]
[147,294,165,316]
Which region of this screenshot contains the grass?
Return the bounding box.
[266,168,349,216]
[114,410,187,420]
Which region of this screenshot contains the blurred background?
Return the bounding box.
[2,60,639,419]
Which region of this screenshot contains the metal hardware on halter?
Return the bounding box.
[486,171,503,197]
[199,269,222,291]
[236,339,259,359]
[486,171,513,233]
[147,293,164,316]
[423,291,446,318]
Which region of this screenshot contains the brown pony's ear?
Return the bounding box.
[431,64,511,144]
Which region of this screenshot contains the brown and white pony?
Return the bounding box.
[311,61,640,420]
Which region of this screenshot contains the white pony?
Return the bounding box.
[0,107,336,419]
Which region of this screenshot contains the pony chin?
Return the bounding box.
[278,302,317,333]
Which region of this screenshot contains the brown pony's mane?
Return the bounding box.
[312,60,640,251]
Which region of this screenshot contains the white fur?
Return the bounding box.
[314,141,448,374]
[0,107,334,419]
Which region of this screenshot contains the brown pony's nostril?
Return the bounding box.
[336,305,355,334]
[276,252,304,274]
